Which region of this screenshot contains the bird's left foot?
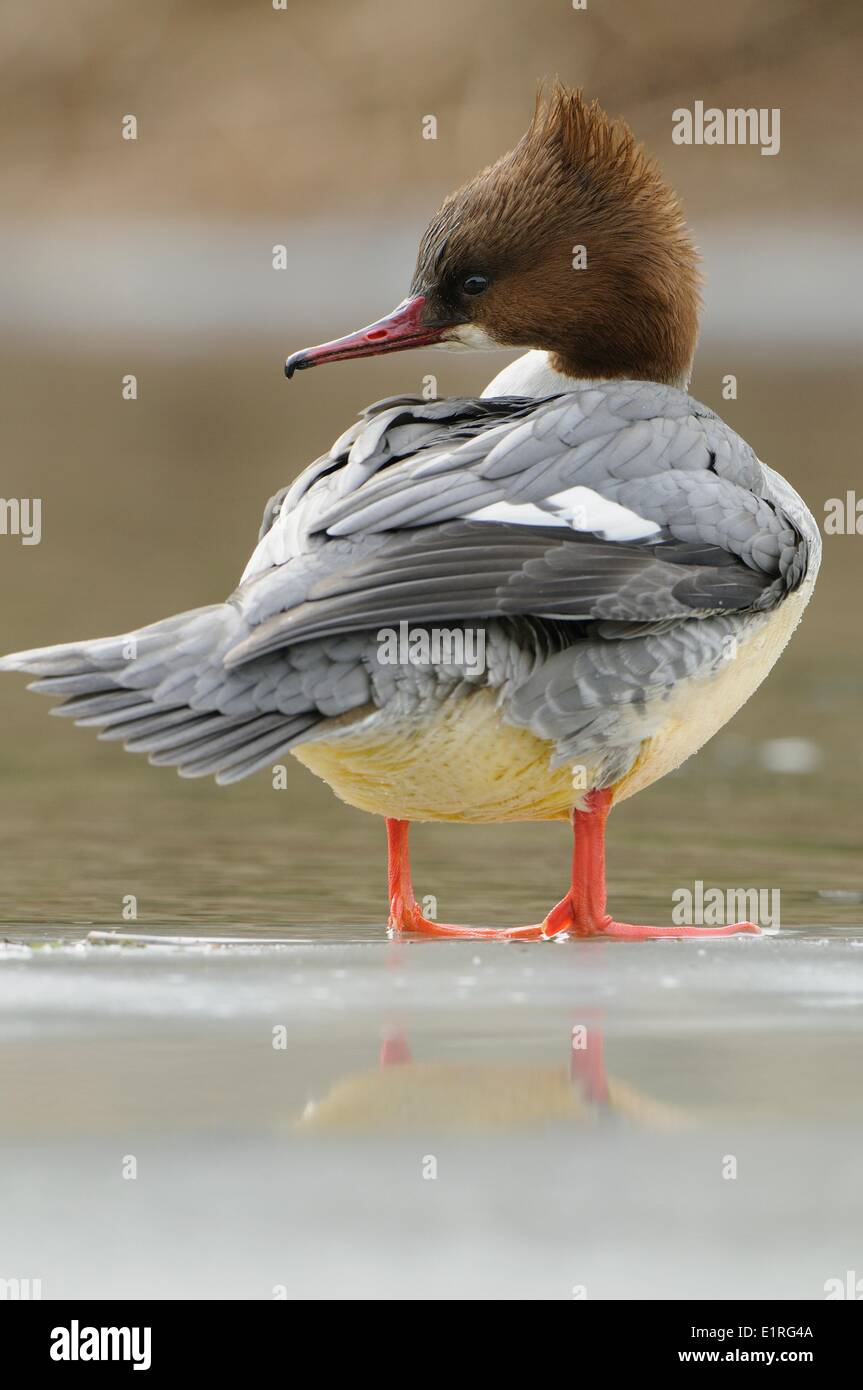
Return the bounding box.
[538,893,760,940]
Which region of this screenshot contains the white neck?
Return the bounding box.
[481,348,691,398]
[481,350,591,399]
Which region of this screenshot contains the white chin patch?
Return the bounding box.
[442,323,502,352]
[468,487,661,543]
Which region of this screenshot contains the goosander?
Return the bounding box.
[1,85,819,940]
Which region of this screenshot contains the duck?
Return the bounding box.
[0,84,820,941]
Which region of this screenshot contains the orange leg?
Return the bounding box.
[385,791,760,940]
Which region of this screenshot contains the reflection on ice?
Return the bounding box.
[298,1017,687,1134]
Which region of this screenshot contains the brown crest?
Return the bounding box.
[412,82,701,386]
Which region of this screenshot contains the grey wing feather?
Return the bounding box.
[225,520,769,666]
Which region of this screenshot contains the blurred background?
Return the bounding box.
[1,0,861,930]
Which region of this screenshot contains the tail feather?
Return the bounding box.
[1,604,327,784]
[147,713,289,769]
[191,722,317,785]
[50,691,152,721]
[0,610,203,677]
[107,710,238,750]
[28,672,120,697]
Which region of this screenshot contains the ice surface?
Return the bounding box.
[0,926,861,1299]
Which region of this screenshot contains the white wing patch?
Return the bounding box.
[468,486,661,542]
[546,486,661,541]
[466,500,569,529]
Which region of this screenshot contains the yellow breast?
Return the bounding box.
[293,589,813,824]
[293,688,580,823]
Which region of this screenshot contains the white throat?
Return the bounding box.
[481,350,588,399]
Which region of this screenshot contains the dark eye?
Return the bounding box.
[462,274,489,296]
